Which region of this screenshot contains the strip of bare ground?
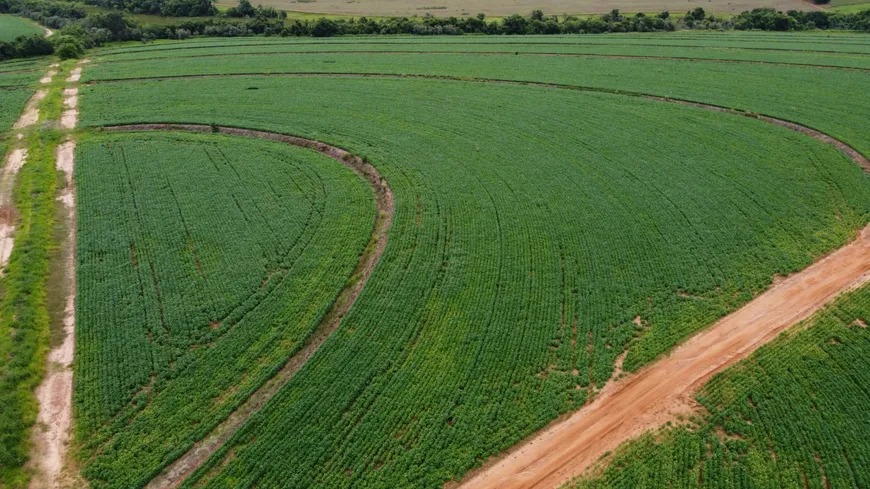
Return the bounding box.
[456,224,870,489]
[85,75,870,489]
[29,141,77,489]
[96,124,394,489]
[29,59,89,489]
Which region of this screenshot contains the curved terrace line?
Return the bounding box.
[84,72,870,166]
[94,124,394,489]
[87,75,870,489]
[92,40,870,58]
[90,50,870,73]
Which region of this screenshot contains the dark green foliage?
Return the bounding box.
[81,0,216,16]
[53,34,84,58]
[0,34,52,62]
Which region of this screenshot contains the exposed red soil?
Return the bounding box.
[99,124,394,489]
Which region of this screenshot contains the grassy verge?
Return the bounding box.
[0,128,60,487]
[0,62,64,487]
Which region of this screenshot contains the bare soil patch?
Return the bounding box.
[0,148,27,270]
[60,89,78,130]
[100,124,394,489]
[66,67,81,83]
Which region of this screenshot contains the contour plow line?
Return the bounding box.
[96,124,394,489]
[86,79,870,489]
[91,50,870,74]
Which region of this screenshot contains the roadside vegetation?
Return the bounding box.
[0,60,64,485]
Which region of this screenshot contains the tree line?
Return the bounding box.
[1,0,869,62]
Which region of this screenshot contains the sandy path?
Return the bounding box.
[457,224,870,489]
[60,88,78,130]
[66,67,81,83]
[99,124,394,489]
[0,148,26,271]
[12,89,46,130]
[29,59,87,489]
[29,141,76,489]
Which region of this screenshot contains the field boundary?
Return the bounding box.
[92,39,870,57]
[97,124,394,489]
[91,50,870,73]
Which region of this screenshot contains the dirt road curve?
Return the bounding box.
[457,224,870,489]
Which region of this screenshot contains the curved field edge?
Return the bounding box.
[88,49,870,73]
[80,73,870,373]
[567,280,870,489]
[79,58,870,159]
[87,125,394,489]
[76,80,870,484]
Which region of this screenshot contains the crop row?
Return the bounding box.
[0,88,35,133]
[75,74,870,488]
[73,132,375,488]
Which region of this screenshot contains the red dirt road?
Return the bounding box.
[457,225,870,489]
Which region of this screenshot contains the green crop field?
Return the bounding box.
[73,131,375,487]
[0,88,34,132]
[0,15,44,42]
[571,282,870,489]
[3,28,870,489]
[42,32,870,489]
